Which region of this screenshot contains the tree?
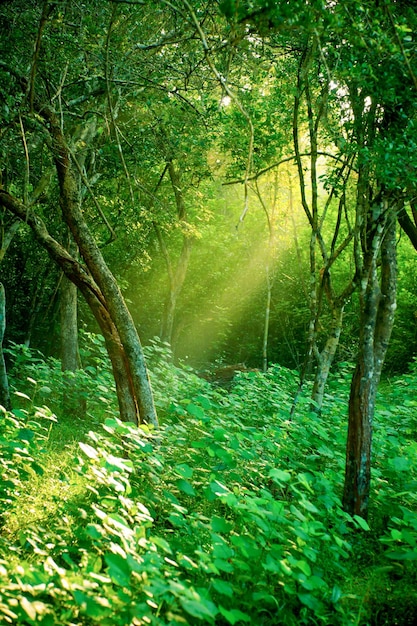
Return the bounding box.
[217,0,417,518]
[0,1,158,426]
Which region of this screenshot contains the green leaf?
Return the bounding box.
[218,606,251,624]
[386,550,417,560]
[149,535,173,554]
[211,579,234,597]
[353,515,370,531]
[391,529,402,541]
[174,463,193,479]
[104,553,131,587]
[269,468,291,483]
[18,428,35,442]
[300,498,319,513]
[73,590,111,618]
[20,596,37,620]
[211,516,233,533]
[298,593,324,612]
[176,479,196,496]
[79,442,99,460]
[186,403,205,419]
[179,597,217,620]
[195,395,212,409]
[296,559,311,577]
[390,457,411,472]
[104,455,134,473]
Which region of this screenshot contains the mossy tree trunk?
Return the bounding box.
[342,201,397,518]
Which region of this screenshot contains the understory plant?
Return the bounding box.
[0,340,417,624]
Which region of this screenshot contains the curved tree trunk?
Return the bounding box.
[0,189,153,426]
[43,105,158,427]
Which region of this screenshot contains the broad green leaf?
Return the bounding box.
[213,558,234,573]
[252,591,278,606]
[186,403,205,419]
[353,515,370,531]
[386,550,417,560]
[73,590,111,618]
[211,579,234,597]
[104,455,134,473]
[263,554,281,573]
[104,553,131,587]
[295,559,311,577]
[390,457,411,472]
[20,597,36,620]
[179,597,217,620]
[300,498,319,513]
[18,428,34,441]
[269,468,291,483]
[149,535,173,554]
[174,463,193,479]
[209,481,230,496]
[176,479,196,496]
[298,593,324,612]
[195,395,212,409]
[390,529,402,541]
[211,516,233,533]
[218,606,251,624]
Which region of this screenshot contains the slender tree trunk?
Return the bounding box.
[343,202,397,518]
[262,270,272,373]
[0,283,11,411]
[60,267,87,418]
[311,304,344,411]
[160,237,192,345]
[160,160,193,346]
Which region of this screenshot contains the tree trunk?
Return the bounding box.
[43,105,158,427]
[262,271,272,373]
[0,283,11,411]
[311,304,344,411]
[60,267,87,418]
[160,236,192,345]
[0,189,153,426]
[343,202,397,519]
[160,160,193,346]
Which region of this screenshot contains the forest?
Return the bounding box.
[1,0,417,624]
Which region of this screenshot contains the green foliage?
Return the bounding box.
[5,346,417,624]
[6,336,118,420]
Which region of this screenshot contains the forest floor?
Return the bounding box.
[1,344,417,625]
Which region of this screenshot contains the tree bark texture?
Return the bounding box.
[311,304,344,411]
[343,203,397,519]
[60,266,87,418]
[0,283,11,411]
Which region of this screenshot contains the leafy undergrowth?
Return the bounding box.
[1,341,417,624]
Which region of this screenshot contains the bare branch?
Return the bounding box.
[181,0,255,226]
[105,5,135,206]
[28,1,52,111]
